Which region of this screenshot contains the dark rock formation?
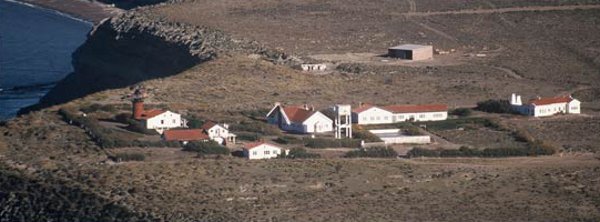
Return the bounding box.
[20,12,287,114]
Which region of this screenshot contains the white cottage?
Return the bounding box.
[266,103,334,134]
[243,142,286,160]
[352,104,447,125]
[201,121,237,145]
[139,110,187,133]
[510,93,581,117]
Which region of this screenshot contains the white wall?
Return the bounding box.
[144,111,183,132]
[245,144,283,160]
[206,125,230,139]
[369,129,431,144]
[303,112,333,133]
[568,100,581,114]
[392,111,447,122]
[354,107,394,125]
[533,103,568,117]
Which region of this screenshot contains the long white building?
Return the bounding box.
[352,104,448,125]
[510,93,581,117]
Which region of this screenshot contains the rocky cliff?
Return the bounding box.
[22,11,286,113]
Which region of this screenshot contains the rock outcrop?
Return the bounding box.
[21,11,286,113]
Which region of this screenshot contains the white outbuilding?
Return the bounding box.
[388,44,433,61]
[139,110,187,134]
[243,142,287,160]
[510,93,581,117]
[201,121,237,145]
[352,104,448,125]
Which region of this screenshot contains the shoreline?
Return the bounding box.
[8,0,124,24]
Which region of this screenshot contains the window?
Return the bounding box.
[161,120,164,124]
[362,117,367,121]
[265,151,270,155]
[252,151,257,155]
[384,116,388,120]
[399,115,404,119]
[419,114,425,118]
[273,150,278,154]
[370,117,375,121]
[172,119,176,123]
[376,116,380,120]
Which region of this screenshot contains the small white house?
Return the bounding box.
[301,63,327,72]
[140,110,187,133]
[352,104,448,125]
[201,121,237,145]
[510,93,581,117]
[266,103,334,134]
[243,142,286,160]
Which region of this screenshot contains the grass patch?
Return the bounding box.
[344,147,398,158]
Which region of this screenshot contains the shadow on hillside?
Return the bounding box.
[96,0,169,10]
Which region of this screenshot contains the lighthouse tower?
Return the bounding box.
[131,86,147,120]
[333,104,352,139]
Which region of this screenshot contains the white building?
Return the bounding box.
[266,103,334,134]
[510,93,581,117]
[243,142,286,160]
[201,121,237,145]
[139,110,187,133]
[352,104,448,125]
[388,44,433,61]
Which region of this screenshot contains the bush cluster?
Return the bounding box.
[125,119,159,135]
[352,130,382,142]
[423,118,501,131]
[304,138,362,148]
[344,147,398,158]
[279,148,320,159]
[236,132,261,141]
[111,152,146,162]
[274,136,304,144]
[450,108,472,117]
[407,144,556,158]
[475,99,515,114]
[230,121,282,136]
[183,141,230,155]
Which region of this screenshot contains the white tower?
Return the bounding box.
[333,104,352,139]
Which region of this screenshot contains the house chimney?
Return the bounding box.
[303,104,309,110]
[516,96,522,105]
[310,105,315,111]
[511,93,517,104]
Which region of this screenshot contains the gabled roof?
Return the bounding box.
[163,129,209,141]
[243,142,282,150]
[528,96,573,106]
[383,104,448,113]
[201,121,217,130]
[282,107,315,123]
[139,109,167,119]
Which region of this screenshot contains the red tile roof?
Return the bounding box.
[200,121,217,130]
[528,96,572,106]
[163,129,209,141]
[351,104,376,113]
[243,142,282,150]
[283,107,315,123]
[383,104,448,113]
[139,109,166,119]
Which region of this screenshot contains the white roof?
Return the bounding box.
[389,44,431,50]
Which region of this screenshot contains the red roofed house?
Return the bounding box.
[510,93,581,117]
[266,103,333,134]
[200,121,237,145]
[162,129,209,144]
[243,142,287,160]
[352,103,448,125]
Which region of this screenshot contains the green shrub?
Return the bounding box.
[280,148,320,159]
[475,99,515,114]
[304,138,361,148]
[274,136,304,144]
[236,132,261,141]
[407,143,556,158]
[404,127,422,136]
[352,130,382,142]
[183,141,230,155]
[186,116,205,129]
[450,108,472,117]
[423,118,501,131]
[114,113,131,124]
[111,152,145,162]
[344,147,398,158]
[80,103,117,113]
[230,121,282,136]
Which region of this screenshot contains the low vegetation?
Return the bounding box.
[352,129,383,142]
[475,99,515,114]
[450,108,473,117]
[183,141,230,155]
[304,138,362,148]
[280,148,320,159]
[423,118,501,131]
[407,144,556,158]
[111,152,146,162]
[344,147,398,158]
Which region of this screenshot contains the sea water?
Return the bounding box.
[0,0,92,120]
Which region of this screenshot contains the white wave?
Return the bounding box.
[3,0,93,25]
